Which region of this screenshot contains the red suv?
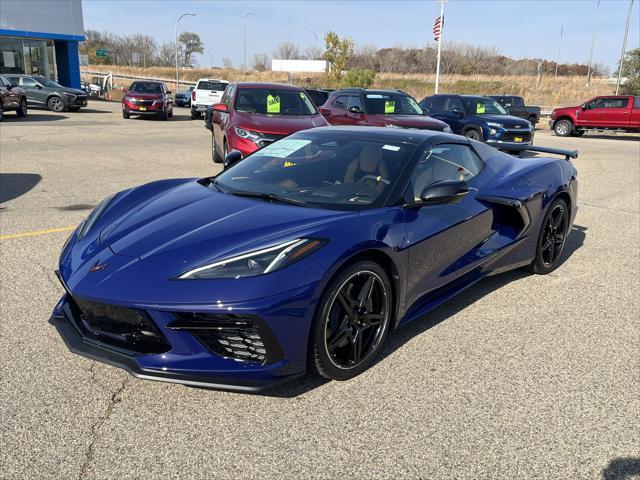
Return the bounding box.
[209,82,329,163]
[122,81,173,120]
[320,88,451,132]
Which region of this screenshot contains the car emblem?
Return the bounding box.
[89,260,109,273]
[514,125,521,129]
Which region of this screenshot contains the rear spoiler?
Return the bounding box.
[495,143,578,161]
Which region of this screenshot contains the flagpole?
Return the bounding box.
[434,0,445,94]
[616,0,634,95]
[585,0,600,86]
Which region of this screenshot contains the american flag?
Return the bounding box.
[433,15,444,42]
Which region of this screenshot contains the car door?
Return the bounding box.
[0,77,17,108]
[577,97,604,126]
[214,84,235,150]
[598,97,632,128]
[402,142,497,309]
[344,94,367,125]
[19,76,46,106]
[324,94,351,125]
[630,96,640,129]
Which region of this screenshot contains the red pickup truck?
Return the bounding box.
[550,95,639,137]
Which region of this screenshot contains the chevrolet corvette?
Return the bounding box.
[51,127,578,392]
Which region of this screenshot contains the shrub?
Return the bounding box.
[341,69,375,88]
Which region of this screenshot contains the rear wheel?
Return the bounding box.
[309,261,393,381]
[464,128,482,141]
[122,110,130,119]
[553,119,573,137]
[16,98,27,117]
[527,197,569,275]
[48,96,65,112]
[212,131,223,163]
[190,108,199,119]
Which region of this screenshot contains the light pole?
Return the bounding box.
[616,0,635,95]
[243,12,252,76]
[175,13,196,92]
[586,0,601,86]
[555,25,563,78]
[311,30,319,59]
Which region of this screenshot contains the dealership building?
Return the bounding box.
[0,0,84,88]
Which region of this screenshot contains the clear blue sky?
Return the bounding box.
[82,0,639,72]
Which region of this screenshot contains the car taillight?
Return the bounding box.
[192,90,196,101]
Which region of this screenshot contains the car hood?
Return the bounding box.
[59,86,87,96]
[470,114,531,128]
[100,180,351,265]
[234,111,329,135]
[371,114,447,130]
[126,92,163,100]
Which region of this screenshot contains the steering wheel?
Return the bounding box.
[359,174,390,185]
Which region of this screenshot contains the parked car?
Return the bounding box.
[0,75,28,120]
[550,95,640,137]
[5,74,87,112]
[191,78,229,119]
[320,88,450,132]
[51,127,578,391]
[208,82,329,163]
[420,94,533,144]
[122,81,173,120]
[489,95,541,125]
[304,88,333,107]
[175,86,194,107]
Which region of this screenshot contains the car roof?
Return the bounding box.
[196,78,228,83]
[297,125,466,145]
[333,88,410,96]
[235,82,306,90]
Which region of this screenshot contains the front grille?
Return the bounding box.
[167,313,284,365]
[257,134,286,149]
[502,131,532,142]
[132,99,154,106]
[68,296,170,355]
[71,96,87,105]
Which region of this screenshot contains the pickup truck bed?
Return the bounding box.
[490,96,541,125]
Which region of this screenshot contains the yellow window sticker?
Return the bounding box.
[476,103,486,114]
[267,94,281,113]
[384,101,395,114]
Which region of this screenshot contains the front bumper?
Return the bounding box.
[486,128,533,145]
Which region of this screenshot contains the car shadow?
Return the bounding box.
[1,113,67,122]
[581,134,640,142]
[0,173,42,204]
[601,457,640,480]
[265,224,587,398]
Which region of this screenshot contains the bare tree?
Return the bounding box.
[305,44,323,61]
[222,57,233,68]
[272,41,301,60]
[252,53,270,72]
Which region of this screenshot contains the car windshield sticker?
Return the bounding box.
[382,144,401,151]
[385,101,395,114]
[476,103,486,114]
[259,139,311,158]
[267,94,281,113]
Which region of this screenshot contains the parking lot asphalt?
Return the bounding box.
[0,102,639,480]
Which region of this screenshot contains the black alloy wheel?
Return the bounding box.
[310,261,392,380]
[528,198,569,274]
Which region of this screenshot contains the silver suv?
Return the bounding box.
[5,74,88,112]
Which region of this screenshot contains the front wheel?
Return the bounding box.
[16,98,27,118]
[48,96,65,112]
[464,128,482,141]
[122,110,130,119]
[527,197,569,275]
[212,131,223,163]
[309,261,393,381]
[553,119,573,137]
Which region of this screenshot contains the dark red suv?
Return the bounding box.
[122,81,173,120]
[320,88,450,132]
[209,82,329,163]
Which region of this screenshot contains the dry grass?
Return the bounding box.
[85,65,615,108]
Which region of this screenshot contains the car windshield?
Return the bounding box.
[197,81,227,91]
[130,82,163,94]
[463,97,507,115]
[235,88,317,115]
[364,92,424,115]
[35,76,62,88]
[213,132,418,210]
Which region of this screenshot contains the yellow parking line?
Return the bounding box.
[0,226,76,240]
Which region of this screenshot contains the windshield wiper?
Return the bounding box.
[231,191,308,207]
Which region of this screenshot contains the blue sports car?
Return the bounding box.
[51,127,578,392]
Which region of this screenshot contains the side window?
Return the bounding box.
[513,97,524,107]
[444,97,464,112]
[333,95,348,110]
[602,97,628,109]
[224,85,235,107]
[347,95,363,111]
[220,85,229,104]
[409,144,483,201]
[0,76,6,87]
[634,97,639,109]
[588,98,605,109]
[21,77,38,88]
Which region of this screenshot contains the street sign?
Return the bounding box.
[95,48,108,57]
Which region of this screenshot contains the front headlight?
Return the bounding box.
[178,238,327,279]
[76,194,115,240]
[442,125,452,133]
[235,127,264,142]
[486,121,503,128]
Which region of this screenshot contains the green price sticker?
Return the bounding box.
[476,103,486,114]
[267,94,281,114]
[384,101,395,114]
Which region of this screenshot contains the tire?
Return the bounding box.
[190,108,199,119]
[122,110,130,119]
[527,197,569,275]
[309,260,393,381]
[528,116,537,128]
[212,131,223,163]
[0,101,4,122]
[16,98,27,118]
[159,107,168,121]
[553,119,573,137]
[463,128,482,141]
[47,96,65,112]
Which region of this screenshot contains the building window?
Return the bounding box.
[23,39,46,76]
[0,37,25,75]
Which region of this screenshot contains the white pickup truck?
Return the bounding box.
[191,78,229,119]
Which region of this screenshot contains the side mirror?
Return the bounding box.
[213,103,228,113]
[348,105,362,114]
[581,103,587,110]
[223,150,242,169]
[320,107,331,117]
[405,180,469,209]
